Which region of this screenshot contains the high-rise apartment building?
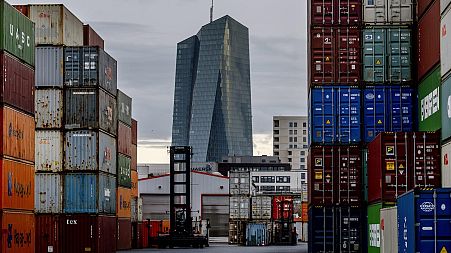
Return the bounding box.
[171,15,253,162]
[273,116,309,172]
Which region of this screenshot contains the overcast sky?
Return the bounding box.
[10,0,308,162]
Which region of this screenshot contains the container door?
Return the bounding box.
[336,146,362,205]
[311,0,334,25]
[311,27,334,84]
[338,0,361,25]
[388,0,413,23]
[311,87,336,143]
[411,132,441,189]
[387,86,414,132]
[364,0,387,24]
[363,28,386,82]
[336,27,361,84]
[309,146,335,205]
[337,87,361,143]
[363,87,386,143]
[387,28,412,82]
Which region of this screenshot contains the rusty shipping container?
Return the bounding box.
[0,159,34,211]
[60,214,116,253]
[65,88,117,136]
[35,214,60,253]
[308,145,362,206]
[131,170,138,198]
[117,187,131,219]
[117,218,132,250]
[0,211,35,253]
[308,0,361,26]
[418,0,436,18]
[35,173,62,214]
[35,47,64,88]
[83,25,104,49]
[368,132,441,204]
[35,89,63,128]
[418,0,441,81]
[35,130,63,172]
[131,118,137,145]
[131,144,137,171]
[0,51,34,115]
[118,122,132,157]
[117,90,132,126]
[310,26,361,85]
[13,5,28,16]
[0,106,35,162]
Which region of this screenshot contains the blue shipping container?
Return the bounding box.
[246,223,268,246]
[398,189,451,253]
[310,86,361,144]
[363,86,414,143]
[308,206,366,253]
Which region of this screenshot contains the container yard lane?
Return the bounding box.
[121,243,307,253]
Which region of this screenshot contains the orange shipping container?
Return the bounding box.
[0,107,35,162]
[0,211,35,253]
[117,187,131,218]
[0,159,34,211]
[162,220,170,234]
[131,170,138,198]
[301,202,308,222]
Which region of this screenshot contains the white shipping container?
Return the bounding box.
[441,8,451,78]
[251,196,272,220]
[137,197,143,222]
[230,196,250,219]
[35,89,63,128]
[35,173,63,213]
[442,141,451,186]
[363,0,414,24]
[442,0,451,15]
[380,206,398,253]
[29,4,83,46]
[35,130,63,172]
[35,47,64,87]
[230,171,251,195]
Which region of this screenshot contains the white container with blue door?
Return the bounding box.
[246,223,267,246]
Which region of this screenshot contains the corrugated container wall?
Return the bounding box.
[272,196,294,220]
[29,4,83,46]
[65,88,117,136]
[117,90,132,126]
[441,76,451,141]
[0,159,34,211]
[441,7,451,79]
[64,47,118,96]
[230,196,250,219]
[441,141,451,187]
[417,0,440,80]
[367,203,382,253]
[131,144,137,170]
[83,25,104,49]
[35,89,63,128]
[35,173,62,213]
[118,122,132,157]
[380,207,397,253]
[229,171,250,195]
[0,211,35,253]
[420,0,437,17]
[131,170,138,197]
[35,130,63,172]
[131,118,137,145]
[118,154,131,188]
[13,5,28,16]
[418,66,441,131]
[35,214,61,253]
[251,196,271,220]
[35,47,64,87]
[117,187,131,218]
[363,0,414,24]
[0,106,35,162]
[0,51,34,114]
[117,219,132,250]
[309,0,361,26]
[442,0,451,14]
[0,1,35,66]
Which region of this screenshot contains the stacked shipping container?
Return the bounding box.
[229,171,251,244]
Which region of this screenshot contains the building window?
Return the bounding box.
[261,176,275,183]
[274,137,279,142]
[289,122,293,127]
[300,165,305,169]
[294,137,298,142]
[303,122,307,127]
[274,130,279,135]
[288,158,292,162]
[274,120,279,127]
[303,145,308,148]
[294,144,298,149]
[289,137,293,142]
[276,186,290,192]
[252,176,259,183]
[289,144,293,149]
[303,137,307,142]
[303,130,307,135]
[261,185,275,192]
[274,145,279,149]
[289,130,293,135]
[274,151,279,156]
[300,158,305,162]
[301,151,305,155]
[301,173,306,180]
[288,151,292,155]
[294,122,298,127]
[294,130,297,135]
[276,176,290,183]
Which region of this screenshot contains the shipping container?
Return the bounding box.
[398,189,451,253]
[441,8,451,79]
[442,141,451,187]
[35,89,63,128]
[310,86,361,144]
[0,1,35,66]
[308,146,362,206]
[442,0,450,14]
[64,130,117,174]
[60,214,116,253]
[139,221,149,248]
[131,221,141,249]
[118,122,132,157]
[35,46,64,87]
[64,173,116,214]
[308,206,365,253]
[368,203,393,253]
[131,144,137,171]
[0,51,34,114]
[118,154,131,188]
[380,206,397,253]
[272,196,294,220]
[310,26,361,84]
[0,106,35,162]
[0,159,34,211]
[131,118,137,145]
[420,0,436,18]
[137,197,143,222]
[35,173,62,213]
[117,187,131,219]
[64,47,117,96]
[229,171,250,195]
[363,0,414,24]
[13,5,28,16]
[131,170,138,197]
[418,0,440,80]
[230,196,250,219]
[363,27,412,83]
[309,0,361,26]
[131,197,137,222]
[368,132,441,204]
[117,218,131,250]
[251,195,271,220]
[245,223,268,246]
[229,220,246,245]
[83,25,104,49]
[117,90,132,126]
[35,130,63,172]
[65,88,117,135]
[418,66,441,131]
[35,214,61,253]
[363,86,414,143]
[441,76,451,141]
[0,211,35,253]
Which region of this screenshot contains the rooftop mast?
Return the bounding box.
[210,0,214,23]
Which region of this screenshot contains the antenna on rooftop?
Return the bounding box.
[210,0,214,23]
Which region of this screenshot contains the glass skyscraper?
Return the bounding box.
[171,15,253,162]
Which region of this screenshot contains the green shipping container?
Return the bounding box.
[117,89,132,126]
[441,75,451,141]
[368,203,382,253]
[0,1,35,66]
[118,154,131,188]
[418,66,441,131]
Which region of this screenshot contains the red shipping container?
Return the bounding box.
[0,159,34,211]
[140,221,149,248]
[272,196,293,220]
[0,52,34,115]
[418,0,440,81]
[368,132,441,204]
[309,0,361,26]
[35,214,60,253]
[13,5,29,16]
[0,211,35,253]
[308,146,362,206]
[118,122,132,157]
[417,0,435,19]
[83,25,105,49]
[117,218,131,250]
[131,118,137,145]
[131,221,141,249]
[60,214,116,253]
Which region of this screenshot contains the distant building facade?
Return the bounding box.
[171,15,253,162]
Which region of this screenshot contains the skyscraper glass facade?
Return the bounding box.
[171,15,253,162]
